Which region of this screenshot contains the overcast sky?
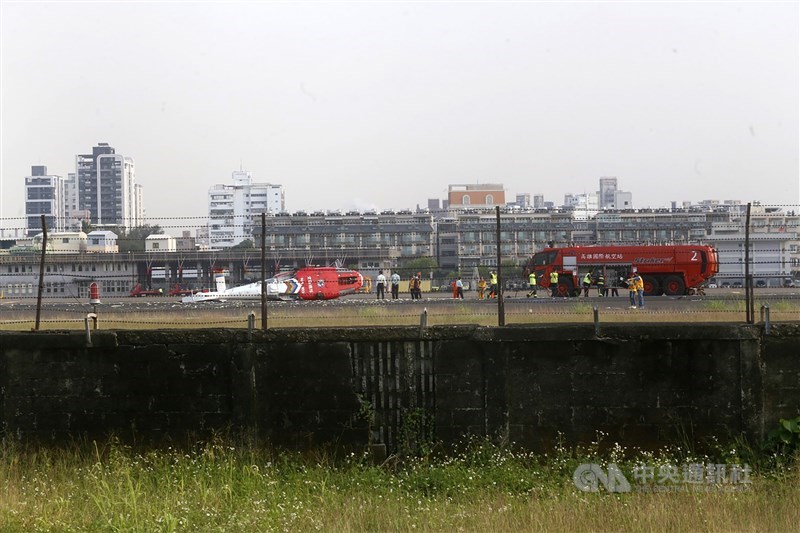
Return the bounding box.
[1,1,798,233]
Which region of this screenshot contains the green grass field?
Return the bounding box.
[1,435,797,531]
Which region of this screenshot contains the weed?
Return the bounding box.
[0,436,798,531]
[764,416,800,457]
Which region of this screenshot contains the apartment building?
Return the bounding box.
[24,166,65,237]
[447,184,505,209]
[74,143,140,230]
[257,204,799,282]
[207,171,284,248]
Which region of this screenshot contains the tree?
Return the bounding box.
[501,259,524,280]
[400,257,438,276]
[116,225,164,253]
[231,239,254,250]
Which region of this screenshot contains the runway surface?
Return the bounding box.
[3,288,799,321]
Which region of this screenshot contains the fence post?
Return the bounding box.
[35,215,48,331]
[593,305,599,337]
[247,312,255,341]
[84,313,97,346]
[420,307,428,334]
[764,304,770,335]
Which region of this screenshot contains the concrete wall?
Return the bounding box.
[1,325,798,450]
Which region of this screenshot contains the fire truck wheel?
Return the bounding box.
[642,275,660,296]
[663,275,686,296]
[557,279,576,297]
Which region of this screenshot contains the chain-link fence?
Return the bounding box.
[2,202,799,329]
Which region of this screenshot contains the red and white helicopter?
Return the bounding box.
[181,266,363,303]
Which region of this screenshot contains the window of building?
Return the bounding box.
[462,195,470,205]
[486,194,494,205]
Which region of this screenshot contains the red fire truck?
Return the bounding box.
[524,245,719,297]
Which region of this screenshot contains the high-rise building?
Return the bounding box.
[61,172,91,231]
[75,143,140,230]
[25,166,65,237]
[598,177,618,209]
[598,177,633,210]
[207,170,284,248]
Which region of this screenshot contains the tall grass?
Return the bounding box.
[1,434,797,531]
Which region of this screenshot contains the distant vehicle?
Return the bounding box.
[130,284,163,297]
[721,282,731,288]
[732,282,743,288]
[168,284,194,296]
[755,280,767,288]
[708,283,718,289]
[181,267,363,303]
[525,244,719,297]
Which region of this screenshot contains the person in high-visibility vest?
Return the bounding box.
[583,272,593,297]
[478,277,487,299]
[550,270,559,297]
[489,271,498,298]
[527,271,537,298]
[596,272,605,297]
[634,272,644,308]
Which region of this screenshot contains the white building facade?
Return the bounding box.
[86,230,119,253]
[207,171,284,248]
[564,193,599,220]
[707,206,799,286]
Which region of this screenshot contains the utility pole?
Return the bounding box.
[35,215,48,331]
[745,203,753,324]
[261,213,267,331]
[496,206,505,326]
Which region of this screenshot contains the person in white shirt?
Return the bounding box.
[390,272,401,299]
[376,271,387,299]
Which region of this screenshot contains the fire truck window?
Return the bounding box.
[531,250,557,266]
